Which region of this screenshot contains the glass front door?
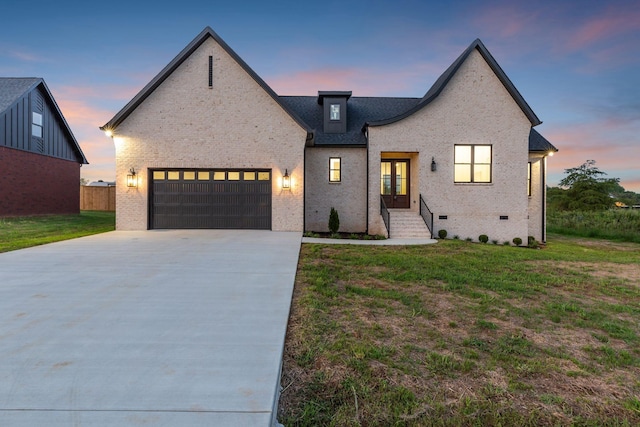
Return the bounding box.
[381,160,410,208]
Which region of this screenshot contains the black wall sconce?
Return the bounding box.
[431,157,437,172]
[127,168,138,188]
[282,169,291,190]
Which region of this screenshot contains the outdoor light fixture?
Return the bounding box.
[431,157,437,172]
[547,151,554,157]
[127,168,138,188]
[282,169,291,190]
[104,129,113,138]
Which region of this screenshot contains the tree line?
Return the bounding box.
[548,160,640,211]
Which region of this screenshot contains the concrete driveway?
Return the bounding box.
[0,230,302,426]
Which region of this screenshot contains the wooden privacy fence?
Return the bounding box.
[80,186,116,211]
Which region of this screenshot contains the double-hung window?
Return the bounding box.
[454,144,492,183]
[32,112,43,138]
[329,157,341,182]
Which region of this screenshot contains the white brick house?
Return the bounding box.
[102,27,557,242]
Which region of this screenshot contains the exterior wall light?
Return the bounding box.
[127,168,138,188]
[282,169,291,190]
[104,129,113,138]
[431,157,437,172]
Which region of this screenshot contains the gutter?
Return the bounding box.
[365,125,369,235]
[542,155,546,243]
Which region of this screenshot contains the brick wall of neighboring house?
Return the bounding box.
[0,146,80,216]
[368,49,532,243]
[305,147,367,233]
[112,36,307,231]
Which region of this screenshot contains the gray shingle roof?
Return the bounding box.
[0,78,41,114]
[280,96,419,146]
[529,128,558,152]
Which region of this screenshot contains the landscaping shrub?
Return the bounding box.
[479,234,489,243]
[438,229,447,239]
[513,237,523,246]
[328,207,340,234]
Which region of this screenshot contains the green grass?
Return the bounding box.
[0,211,115,252]
[548,209,640,243]
[279,235,640,426]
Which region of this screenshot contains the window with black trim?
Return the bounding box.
[329,157,341,182]
[32,112,43,138]
[454,144,492,183]
[330,104,340,121]
[527,162,532,196]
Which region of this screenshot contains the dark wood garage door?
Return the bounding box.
[150,169,271,229]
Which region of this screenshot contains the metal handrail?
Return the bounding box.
[380,196,390,236]
[419,194,434,238]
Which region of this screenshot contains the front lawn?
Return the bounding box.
[279,234,640,426]
[0,211,115,253]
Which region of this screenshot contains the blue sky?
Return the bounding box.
[1,0,639,191]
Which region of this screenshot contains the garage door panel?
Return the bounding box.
[151,169,271,230]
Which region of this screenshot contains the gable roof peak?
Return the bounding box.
[0,77,87,164]
[368,38,541,127]
[101,26,311,134]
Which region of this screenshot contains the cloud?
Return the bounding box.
[471,3,541,39]
[621,178,640,193]
[542,120,640,192]
[8,50,41,62]
[565,6,640,52]
[49,88,117,180]
[266,62,444,97]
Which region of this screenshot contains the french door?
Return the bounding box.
[380,160,410,208]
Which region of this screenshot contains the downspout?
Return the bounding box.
[365,125,369,235]
[303,145,306,233]
[303,132,312,233]
[541,155,546,243]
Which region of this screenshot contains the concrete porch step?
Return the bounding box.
[388,210,432,239]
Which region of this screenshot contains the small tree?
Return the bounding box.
[557,160,619,211]
[328,207,340,234]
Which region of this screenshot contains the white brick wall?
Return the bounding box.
[368,49,533,243]
[112,37,307,231]
[305,147,367,233]
[528,154,546,242]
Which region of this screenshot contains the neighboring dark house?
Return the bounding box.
[0,78,88,216]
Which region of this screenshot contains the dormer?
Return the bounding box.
[318,91,351,134]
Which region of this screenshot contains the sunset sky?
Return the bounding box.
[1,0,638,191]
